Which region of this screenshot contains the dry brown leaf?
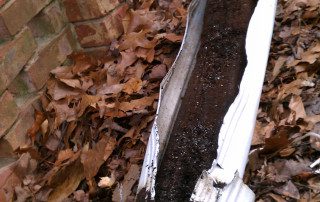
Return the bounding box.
[40,119,48,135]
[140,0,155,9]
[274,180,300,200]
[124,9,163,33]
[164,33,183,42]
[119,31,157,51]
[59,78,82,89]
[70,53,98,75]
[14,186,31,202]
[106,63,121,86]
[80,77,94,91]
[310,135,320,151]
[258,159,311,183]
[282,0,317,20]
[118,127,136,144]
[302,9,318,19]
[261,126,297,154]
[99,119,128,133]
[135,47,155,62]
[289,95,306,120]
[308,176,320,192]
[104,108,128,118]
[45,133,61,151]
[15,146,41,160]
[125,60,147,80]
[63,121,77,148]
[156,33,183,42]
[47,80,80,100]
[304,115,320,124]
[55,149,75,166]
[77,94,100,117]
[51,65,73,79]
[116,51,138,75]
[108,158,126,171]
[0,139,15,159]
[0,154,34,201]
[269,79,314,111]
[140,132,150,145]
[0,164,21,201]
[279,147,295,157]
[276,79,305,101]
[279,159,312,178]
[247,149,264,171]
[252,121,276,145]
[107,158,127,184]
[288,43,320,67]
[272,56,287,78]
[27,110,45,141]
[112,164,140,201]
[81,136,117,181]
[268,193,286,202]
[149,64,167,79]
[123,78,143,94]
[97,83,124,95]
[119,94,158,112]
[48,158,84,202]
[136,115,155,137]
[46,100,77,128]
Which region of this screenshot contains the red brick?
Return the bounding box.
[0,27,37,94]
[7,72,36,97]
[0,91,19,137]
[0,13,10,39]
[84,46,113,62]
[0,0,52,38]
[28,0,67,38]
[4,97,40,150]
[74,4,128,48]
[0,0,6,8]
[62,0,120,22]
[23,26,78,90]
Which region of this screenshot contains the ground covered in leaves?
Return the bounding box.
[0,0,188,201]
[245,0,320,201]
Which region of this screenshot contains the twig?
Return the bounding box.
[291,132,320,145]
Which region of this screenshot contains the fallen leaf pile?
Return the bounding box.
[0,0,188,201]
[245,0,320,201]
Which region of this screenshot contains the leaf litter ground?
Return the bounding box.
[0,0,189,201]
[245,0,320,201]
[3,0,320,201]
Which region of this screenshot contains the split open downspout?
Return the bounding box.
[137,0,277,201]
[191,0,277,201]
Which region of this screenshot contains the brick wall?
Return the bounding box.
[62,0,127,50]
[0,0,125,149]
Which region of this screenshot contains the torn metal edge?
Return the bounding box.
[191,0,277,201]
[136,0,207,199]
[190,166,255,202]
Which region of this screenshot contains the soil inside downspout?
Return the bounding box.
[155,0,257,200]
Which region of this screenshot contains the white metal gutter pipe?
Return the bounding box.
[137,0,207,199]
[137,0,277,201]
[191,0,277,201]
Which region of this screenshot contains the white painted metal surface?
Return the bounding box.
[191,0,277,201]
